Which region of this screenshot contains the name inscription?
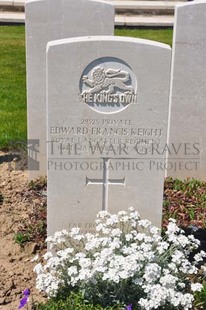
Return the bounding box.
[49,118,166,157]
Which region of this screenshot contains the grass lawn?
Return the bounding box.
[0,26,26,148]
[115,27,173,46]
[0,26,173,149]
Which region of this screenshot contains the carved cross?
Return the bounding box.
[86,158,125,211]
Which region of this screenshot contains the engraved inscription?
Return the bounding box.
[49,120,164,157]
[80,57,138,113]
[86,158,125,211]
[82,68,134,94]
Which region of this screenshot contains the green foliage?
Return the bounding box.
[83,278,143,308]
[14,176,47,247]
[0,26,26,148]
[163,178,206,228]
[0,26,172,149]
[15,205,47,248]
[29,176,47,191]
[169,178,206,195]
[33,286,206,310]
[194,282,206,310]
[115,28,173,47]
[33,287,206,310]
[33,291,123,310]
[14,232,30,246]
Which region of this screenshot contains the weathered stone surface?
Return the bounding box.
[25,0,114,180]
[166,1,206,180]
[47,36,171,236]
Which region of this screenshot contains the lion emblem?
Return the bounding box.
[82,67,134,94]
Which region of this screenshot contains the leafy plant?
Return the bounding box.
[194,282,206,309]
[163,178,206,229]
[14,232,30,246]
[14,177,47,248]
[34,208,206,310]
[15,206,47,248]
[33,291,121,310]
[29,176,47,192]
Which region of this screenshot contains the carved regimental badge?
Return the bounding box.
[80,57,138,113]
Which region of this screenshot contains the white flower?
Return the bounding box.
[135,233,145,241]
[194,251,206,262]
[33,263,43,275]
[138,219,151,228]
[118,210,127,216]
[129,208,140,219]
[119,270,129,279]
[103,268,120,283]
[95,265,106,273]
[101,227,111,234]
[70,227,80,236]
[160,274,178,288]
[57,248,74,260]
[110,238,121,250]
[168,262,178,272]
[179,293,194,309]
[34,207,202,309]
[67,266,78,276]
[75,252,86,260]
[105,214,119,225]
[31,254,39,262]
[178,282,186,289]
[191,283,203,292]
[111,228,121,237]
[166,221,180,234]
[120,215,129,222]
[156,241,169,254]
[43,252,53,260]
[96,223,106,232]
[171,250,184,263]
[97,211,108,218]
[143,263,161,283]
[125,233,133,241]
[73,234,84,241]
[79,257,91,268]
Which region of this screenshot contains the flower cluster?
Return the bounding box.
[34,208,206,310]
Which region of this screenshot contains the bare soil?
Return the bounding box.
[0,151,46,310]
[0,151,205,310]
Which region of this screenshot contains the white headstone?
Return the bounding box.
[25,0,114,179]
[166,1,206,180]
[47,36,171,236]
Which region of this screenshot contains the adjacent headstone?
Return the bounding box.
[25,0,114,180]
[47,36,171,236]
[166,1,206,180]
